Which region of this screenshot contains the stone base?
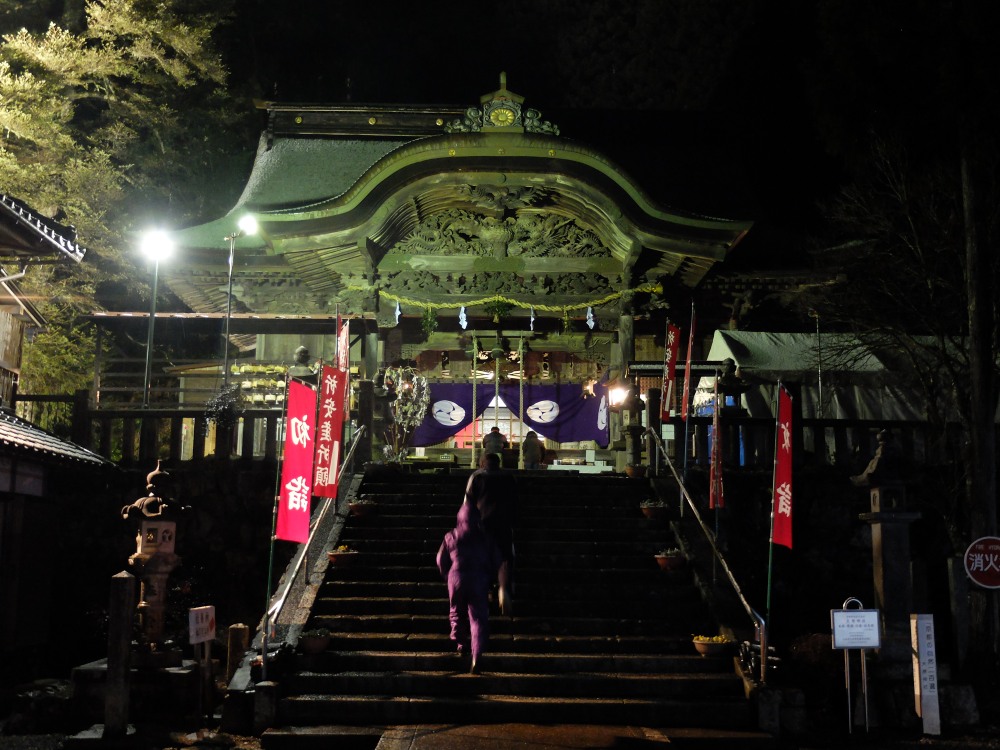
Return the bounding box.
[71,658,200,724]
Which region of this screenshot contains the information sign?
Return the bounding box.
[188,605,216,645]
[911,614,941,735]
[831,609,881,650]
[964,536,1000,589]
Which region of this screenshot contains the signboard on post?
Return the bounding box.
[188,605,216,644]
[911,614,941,735]
[964,536,1000,589]
[831,609,881,650]
[831,598,879,734]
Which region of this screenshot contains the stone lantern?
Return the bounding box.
[121,461,187,662]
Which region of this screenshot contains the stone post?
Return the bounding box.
[104,571,136,739]
[227,623,250,683]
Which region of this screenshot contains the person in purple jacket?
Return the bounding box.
[436,501,501,674]
[465,451,518,614]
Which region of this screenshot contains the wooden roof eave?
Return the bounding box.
[247,132,751,258]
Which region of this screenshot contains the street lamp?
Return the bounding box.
[222,214,258,387]
[139,230,175,408]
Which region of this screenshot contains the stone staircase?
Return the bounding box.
[263,471,760,745]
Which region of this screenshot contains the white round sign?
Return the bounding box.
[432,400,466,426]
[527,399,560,423]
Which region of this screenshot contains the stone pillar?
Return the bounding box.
[859,482,920,671]
[227,623,250,684]
[104,571,136,739]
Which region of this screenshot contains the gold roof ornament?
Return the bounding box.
[446,72,559,135]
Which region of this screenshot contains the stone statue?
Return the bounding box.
[121,461,185,521]
[288,345,318,383]
[851,429,902,488]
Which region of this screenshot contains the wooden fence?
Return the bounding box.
[13,389,962,470]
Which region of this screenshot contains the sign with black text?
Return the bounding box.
[831,609,881,650]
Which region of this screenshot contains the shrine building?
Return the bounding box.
[158,78,751,464]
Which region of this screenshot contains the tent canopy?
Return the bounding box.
[701,330,928,421]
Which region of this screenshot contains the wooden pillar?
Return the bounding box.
[646,387,661,475]
[357,380,374,467]
[364,331,379,381]
[618,314,634,367]
[71,389,90,448]
[859,484,920,671]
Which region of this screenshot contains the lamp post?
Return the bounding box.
[222,215,258,387]
[139,230,174,408]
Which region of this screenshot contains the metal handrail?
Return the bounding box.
[645,427,769,685]
[259,426,367,679]
[265,425,366,626]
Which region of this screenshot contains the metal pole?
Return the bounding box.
[142,259,159,409]
[223,233,238,388]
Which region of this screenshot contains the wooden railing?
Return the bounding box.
[674,413,959,469]
[13,389,964,470]
[14,390,285,465]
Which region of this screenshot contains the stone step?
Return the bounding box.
[293,650,732,674]
[308,613,716,637]
[310,595,690,619]
[331,541,676,559]
[319,631,700,655]
[319,578,699,601]
[341,512,670,529]
[269,470,747,737]
[260,724,776,750]
[277,693,754,729]
[339,525,671,543]
[324,568,690,589]
[284,668,743,699]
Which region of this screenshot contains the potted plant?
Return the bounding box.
[654,547,685,571]
[692,634,735,656]
[327,544,358,565]
[348,496,377,517]
[639,499,668,519]
[625,463,647,478]
[202,383,245,435]
[381,365,430,463]
[299,627,331,654]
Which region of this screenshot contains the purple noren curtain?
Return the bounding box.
[411,382,609,448]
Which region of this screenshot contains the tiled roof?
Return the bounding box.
[0,194,87,263]
[0,409,112,467]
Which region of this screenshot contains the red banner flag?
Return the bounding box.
[337,316,350,373]
[709,376,725,509]
[337,317,351,419]
[313,364,347,499]
[660,323,681,421]
[772,386,793,548]
[276,380,317,543]
[681,310,696,421]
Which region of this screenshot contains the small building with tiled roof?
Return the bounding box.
[0,194,111,686]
